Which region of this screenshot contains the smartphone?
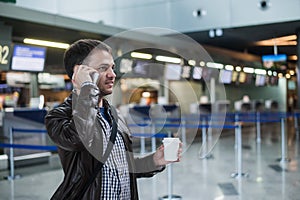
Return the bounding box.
[91,73,99,85]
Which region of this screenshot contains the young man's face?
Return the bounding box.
[86,49,116,96]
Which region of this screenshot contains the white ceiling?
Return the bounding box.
[15,0,300,35]
[0,0,297,61]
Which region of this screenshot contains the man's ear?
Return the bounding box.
[72,65,80,91]
[72,65,79,80]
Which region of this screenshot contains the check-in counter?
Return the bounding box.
[214,100,230,113]
[199,103,212,114]
[129,104,179,121]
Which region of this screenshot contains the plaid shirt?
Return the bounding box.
[97,109,130,199]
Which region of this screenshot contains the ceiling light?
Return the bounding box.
[277,35,297,41]
[130,52,152,59]
[188,59,196,66]
[267,70,272,76]
[215,29,223,37]
[209,29,223,38]
[225,65,234,71]
[117,49,123,57]
[142,91,151,98]
[254,69,266,75]
[209,29,215,38]
[255,35,297,46]
[199,61,206,67]
[235,66,242,72]
[243,67,255,73]
[23,38,70,49]
[206,62,223,69]
[288,55,298,61]
[289,70,295,76]
[155,55,182,64]
[256,40,297,46]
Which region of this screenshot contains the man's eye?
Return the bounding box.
[97,66,108,72]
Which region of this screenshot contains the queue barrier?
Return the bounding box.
[128,122,169,154]
[128,120,240,199]
[294,112,300,134]
[194,121,244,177]
[133,111,291,143]
[0,127,57,180]
[131,133,168,138]
[129,112,288,158]
[128,122,180,200]
[131,111,294,181]
[0,111,294,200]
[186,112,291,164]
[1,112,294,186]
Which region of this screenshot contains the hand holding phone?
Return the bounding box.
[91,72,99,85]
[73,65,100,92]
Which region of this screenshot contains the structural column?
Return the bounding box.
[0,23,12,71]
[297,28,300,109]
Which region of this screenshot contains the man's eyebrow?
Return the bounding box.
[98,63,114,67]
[98,64,110,66]
[94,63,115,70]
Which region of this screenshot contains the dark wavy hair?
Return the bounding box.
[64,39,112,78]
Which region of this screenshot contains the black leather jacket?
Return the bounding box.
[45,83,164,200]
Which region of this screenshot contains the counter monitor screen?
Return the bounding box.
[119,58,133,73]
[269,76,279,86]
[132,60,150,77]
[219,69,232,84]
[255,74,266,86]
[192,66,202,80]
[181,65,191,79]
[201,67,213,81]
[165,63,182,80]
[11,44,46,72]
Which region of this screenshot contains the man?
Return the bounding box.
[45,39,181,199]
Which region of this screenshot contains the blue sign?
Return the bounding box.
[13,45,46,58]
[262,54,287,62]
[11,44,46,72]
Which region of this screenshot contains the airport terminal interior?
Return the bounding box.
[0,0,300,199]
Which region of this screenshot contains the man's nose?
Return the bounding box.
[107,67,116,78]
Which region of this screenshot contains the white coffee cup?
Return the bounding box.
[163,137,180,161]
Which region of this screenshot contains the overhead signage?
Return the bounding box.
[11,44,46,72]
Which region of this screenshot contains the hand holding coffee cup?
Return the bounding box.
[163,137,180,161]
[153,137,182,166]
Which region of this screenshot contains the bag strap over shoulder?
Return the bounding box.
[78,105,118,199]
[99,106,118,162]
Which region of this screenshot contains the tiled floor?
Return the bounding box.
[0,118,299,200]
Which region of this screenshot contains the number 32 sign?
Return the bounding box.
[0,40,12,71]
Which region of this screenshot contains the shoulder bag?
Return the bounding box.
[78,106,118,199]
